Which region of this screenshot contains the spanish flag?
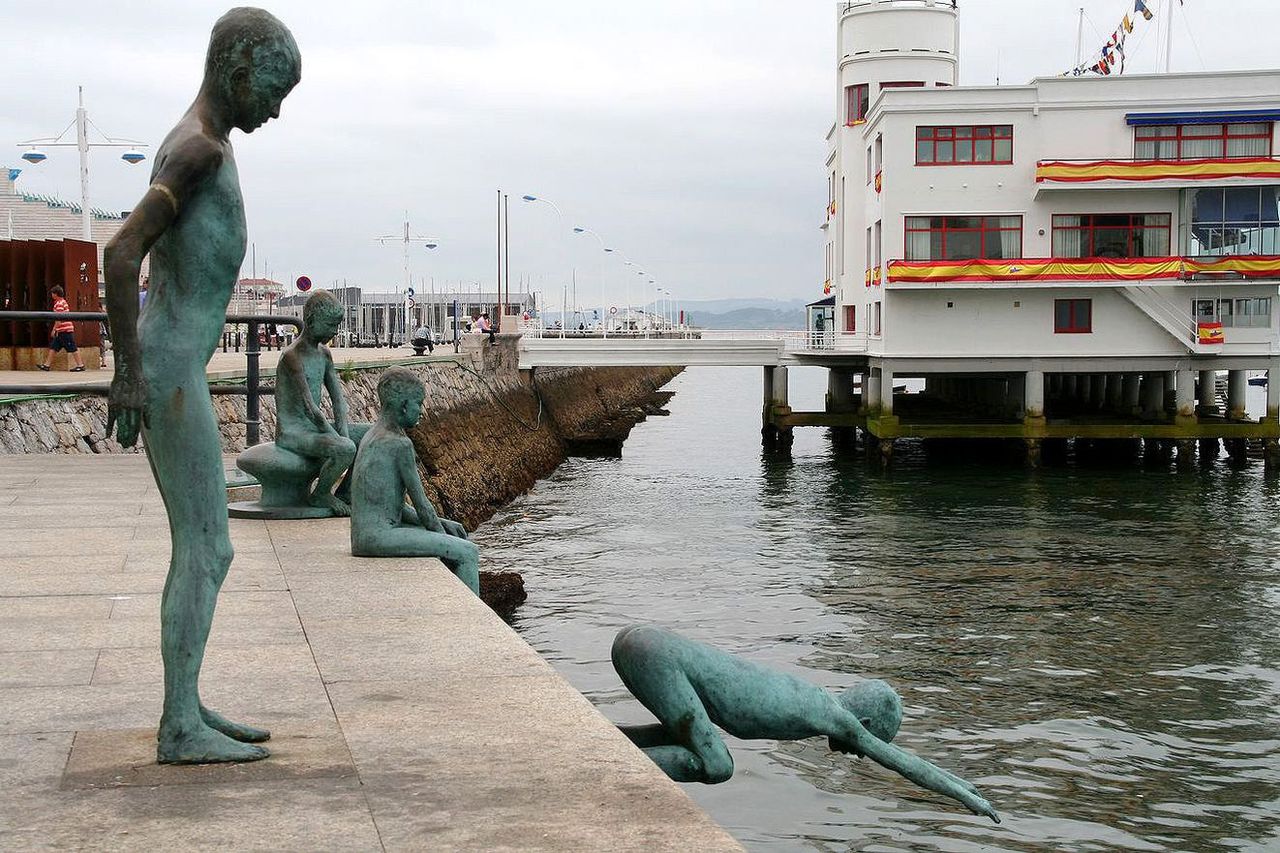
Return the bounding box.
[1198,322,1224,345]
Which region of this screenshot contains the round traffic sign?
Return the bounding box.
[407,287,415,297]
[407,297,416,309]
[609,306,618,315]
[296,275,312,292]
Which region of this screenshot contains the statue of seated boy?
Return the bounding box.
[350,367,480,594]
[242,290,363,516]
[611,624,1000,823]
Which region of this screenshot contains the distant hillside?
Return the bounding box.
[687,306,805,330]
[674,297,808,315]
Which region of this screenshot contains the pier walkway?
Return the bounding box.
[0,454,742,851]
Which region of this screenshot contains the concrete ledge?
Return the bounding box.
[0,455,742,851]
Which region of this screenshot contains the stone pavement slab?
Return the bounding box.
[0,454,743,851]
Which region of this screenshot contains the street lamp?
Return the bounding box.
[573,226,608,337]
[15,86,148,241]
[375,213,439,347]
[605,248,635,334]
[522,193,571,336]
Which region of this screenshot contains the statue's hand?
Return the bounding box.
[106,370,150,448]
[441,518,469,540]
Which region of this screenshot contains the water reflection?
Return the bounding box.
[475,366,1280,851]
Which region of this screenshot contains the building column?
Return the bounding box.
[1090,374,1107,411]
[1227,370,1248,420]
[1106,373,1124,412]
[826,367,855,413]
[762,365,792,448]
[1164,370,1178,412]
[1175,369,1196,426]
[1122,374,1142,417]
[1024,370,1045,423]
[865,369,882,415]
[1268,358,1280,424]
[1142,372,1166,419]
[879,365,894,416]
[1198,369,1218,414]
[1063,374,1078,401]
[1007,374,1026,419]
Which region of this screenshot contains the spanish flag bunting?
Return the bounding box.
[887,256,1280,284]
[1037,156,1280,183]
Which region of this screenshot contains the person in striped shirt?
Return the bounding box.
[37,285,86,372]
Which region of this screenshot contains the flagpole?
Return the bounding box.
[1163,0,1175,73]
[1075,7,1084,67]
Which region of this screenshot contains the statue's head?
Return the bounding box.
[302,290,343,342]
[836,679,902,749]
[377,367,426,429]
[204,7,301,134]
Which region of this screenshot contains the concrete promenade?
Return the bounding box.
[0,455,742,851]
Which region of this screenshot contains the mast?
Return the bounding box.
[1075,7,1084,67]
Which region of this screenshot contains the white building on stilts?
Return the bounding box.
[774,0,1280,465]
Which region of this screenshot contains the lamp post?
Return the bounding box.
[521,194,571,338]
[572,226,608,337]
[375,213,438,346]
[605,248,635,334]
[16,86,148,241]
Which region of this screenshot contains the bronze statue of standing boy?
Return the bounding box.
[104,8,300,764]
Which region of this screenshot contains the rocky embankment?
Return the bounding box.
[0,337,681,533]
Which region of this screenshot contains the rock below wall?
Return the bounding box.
[0,337,681,531]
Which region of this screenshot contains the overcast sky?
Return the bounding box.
[4,0,1277,309]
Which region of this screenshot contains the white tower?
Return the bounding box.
[828,0,960,331]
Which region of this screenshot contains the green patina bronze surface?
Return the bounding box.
[611,625,1000,823]
[103,7,300,764]
[350,367,481,595]
[234,290,368,519]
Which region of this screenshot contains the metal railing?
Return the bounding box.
[0,311,302,446]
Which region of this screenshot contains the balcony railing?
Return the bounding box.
[1183,223,1280,257]
[1036,156,1280,185]
[886,255,1280,284]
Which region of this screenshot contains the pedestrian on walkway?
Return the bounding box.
[477,312,497,344]
[37,285,86,372]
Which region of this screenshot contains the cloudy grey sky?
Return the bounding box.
[4,1,1277,309]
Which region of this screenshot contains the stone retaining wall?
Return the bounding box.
[0,336,680,528]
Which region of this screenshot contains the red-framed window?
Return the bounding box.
[1051,213,1172,258]
[844,305,856,333]
[845,84,869,125]
[1054,299,1092,334]
[916,125,1013,165]
[905,215,1023,260]
[1134,122,1272,160]
[881,81,925,89]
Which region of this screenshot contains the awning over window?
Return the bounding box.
[1125,109,1280,127]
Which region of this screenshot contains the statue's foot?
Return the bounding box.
[157,722,270,765]
[308,492,351,517]
[200,704,271,743]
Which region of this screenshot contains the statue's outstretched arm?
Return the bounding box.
[853,727,1000,823]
